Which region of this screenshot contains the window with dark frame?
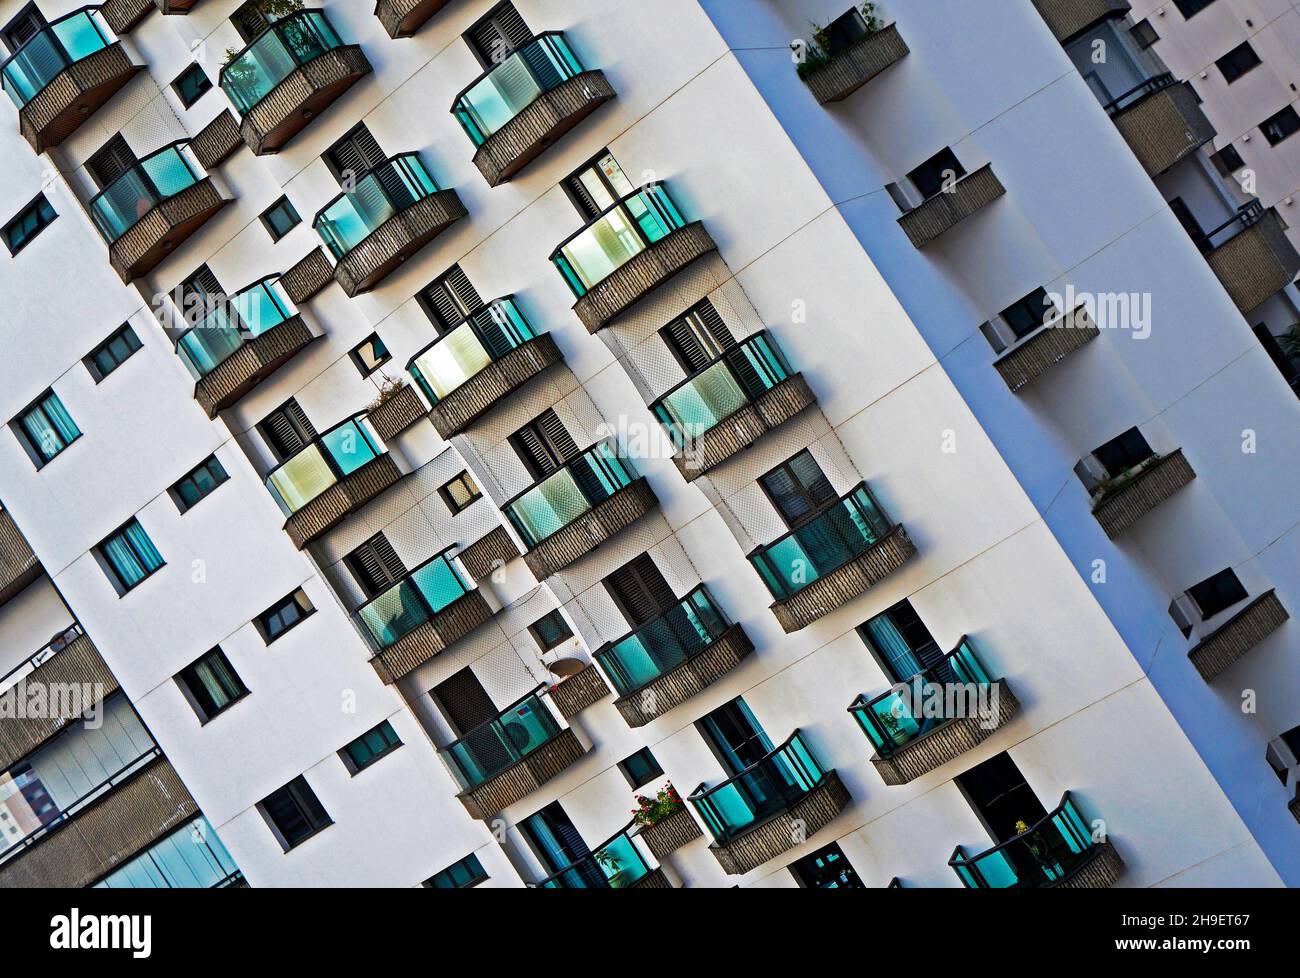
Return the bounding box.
[908,148,966,201]
[660,300,735,374]
[417,265,483,332]
[1186,568,1249,620]
[1211,144,1246,175]
[86,134,137,190]
[999,287,1054,341]
[439,471,482,514]
[256,589,314,643]
[176,648,248,723]
[1261,106,1300,146]
[617,747,663,789]
[789,841,864,888]
[1130,19,1158,49]
[528,609,573,652]
[258,776,332,851]
[3,194,56,255]
[169,455,229,513]
[339,720,402,774]
[425,853,488,888]
[232,0,278,42]
[1091,427,1154,479]
[562,149,633,220]
[344,533,406,599]
[323,123,387,184]
[759,450,839,529]
[349,334,390,376]
[13,389,80,468]
[259,399,317,462]
[172,62,212,108]
[260,196,300,242]
[85,324,142,382]
[509,409,580,481]
[97,519,165,595]
[2,3,48,51]
[463,1,533,68]
[1216,42,1261,84]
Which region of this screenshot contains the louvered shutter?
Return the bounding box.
[604,554,676,628]
[3,7,46,50]
[467,3,534,66]
[183,266,225,303]
[327,127,387,182]
[260,400,317,461]
[347,534,406,598]
[432,668,500,736]
[232,2,271,42]
[87,135,138,190]
[664,301,736,374]
[761,451,836,527]
[422,266,483,333]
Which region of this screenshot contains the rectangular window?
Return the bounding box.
[439,471,481,514]
[618,747,663,789]
[697,698,773,775]
[339,720,402,774]
[345,533,406,598]
[13,390,80,467]
[563,149,633,219]
[323,123,387,183]
[1216,42,1261,84]
[4,194,56,255]
[1211,145,1246,175]
[1187,568,1248,620]
[1173,0,1218,18]
[169,455,229,513]
[463,1,533,67]
[999,287,1053,341]
[425,853,488,889]
[260,196,300,242]
[256,588,314,643]
[84,324,142,382]
[1130,19,1158,49]
[1262,106,1300,146]
[790,842,864,889]
[177,648,248,723]
[259,399,317,461]
[759,450,838,528]
[528,609,573,652]
[98,519,165,595]
[908,148,966,201]
[1092,427,1154,478]
[350,333,391,376]
[172,62,212,107]
[258,776,331,851]
[859,599,944,682]
[509,409,579,480]
[417,265,483,332]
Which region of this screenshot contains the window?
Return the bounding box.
[349,334,390,376]
[3,3,48,50]
[425,853,488,889]
[463,1,533,67]
[697,698,773,774]
[1130,19,1158,49]
[519,801,588,875]
[177,648,248,723]
[1173,0,1218,18]
[1216,42,1261,84]
[661,300,735,373]
[439,471,481,514]
[84,324,141,382]
[604,553,676,628]
[3,194,56,255]
[859,599,944,683]
[14,390,80,467]
[955,751,1046,844]
[618,747,663,789]
[339,720,402,774]
[908,148,966,201]
[345,534,406,599]
[256,588,314,643]
[1186,568,1248,620]
[431,668,499,736]
[169,455,229,513]
[258,776,331,851]
[1261,106,1300,146]
[1211,144,1246,175]
[417,265,483,332]
[86,134,137,189]
[258,399,317,461]
[1092,427,1154,479]
[232,0,283,42]
[98,519,165,595]
[790,842,864,888]
[172,63,212,108]
[323,123,387,183]
[563,149,633,220]
[528,609,573,652]
[509,409,579,480]
[759,450,838,528]
[260,196,300,242]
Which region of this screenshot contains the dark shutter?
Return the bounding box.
[86,135,138,190]
[260,400,318,461]
[510,410,579,480]
[325,126,387,183]
[565,171,603,220]
[182,265,225,303]
[420,265,483,333]
[466,2,534,66]
[3,5,47,50]
[604,554,676,628]
[884,601,945,677]
[760,451,838,527]
[232,1,271,42]
[432,668,500,737]
[345,534,407,599]
[662,301,737,376]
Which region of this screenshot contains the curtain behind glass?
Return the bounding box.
[866,613,922,682]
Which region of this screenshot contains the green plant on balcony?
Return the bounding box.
[632,782,683,827]
[793,2,884,79]
[222,0,307,70]
[1090,453,1163,506]
[367,374,408,414]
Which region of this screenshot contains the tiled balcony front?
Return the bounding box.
[1205,204,1300,314]
[548,663,612,719]
[101,0,154,35]
[457,525,521,581]
[636,806,703,861]
[0,508,40,607]
[994,305,1099,393]
[1031,0,1130,44]
[1188,590,1289,682]
[1106,75,1215,177]
[376,0,452,38]
[800,22,908,104]
[366,383,428,442]
[897,164,1005,248]
[1090,449,1195,539]
[190,109,244,170]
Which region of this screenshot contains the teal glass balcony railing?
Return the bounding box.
[950,793,1102,888]
[550,183,688,297]
[451,32,585,147]
[594,586,731,697]
[174,276,298,380]
[2,7,115,108]
[94,816,242,889]
[353,548,472,650]
[219,9,346,115]
[265,415,384,516]
[407,296,536,404]
[848,638,996,757]
[535,823,654,888]
[88,141,205,244]
[503,443,638,549]
[313,153,439,259]
[688,731,829,845]
[749,483,893,601]
[651,332,794,449]
[444,684,564,791]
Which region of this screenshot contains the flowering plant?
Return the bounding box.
[631,783,683,826]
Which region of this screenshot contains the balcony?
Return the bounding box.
[0,752,198,889]
[88,141,227,284]
[688,731,850,875]
[408,297,564,439]
[1090,449,1195,539]
[176,276,316,417]
[447,685,588,821]
[1188,590,1289,682]
[651,332,816,479]
[994,304,1099,393]
[190,109,244,170]
[366,383,427,442]
[452,32,614,186]
[281,246,335,304]
[799,22,908,105]
[358,550,494,684]
[1,8,141,154]
[533,824,668,888]
[265,416,403,549]
[595,586,754,728]
[950,792,1123,888]
[0,626,117,771]
[897,164,1005,249]
[548,663,612,719]
[551,183,717,333]
[1204,203,1300,314]
[0,508,40,607]
[635,806,703,861]
[219,10,372,156]
[457,525,521,582]
[1031,0,1130,44]
[848,638,1019,785]
[1291,788,1300,827]
[376,0,451,38]
[503,444,659,580]
[749,483,916,633]
[314,153,465,297]
[1104,74,1215,177]
[101,0,153,34]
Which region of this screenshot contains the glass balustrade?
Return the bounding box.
[88,142,204,244]
[2,8,115,108]
[314,153,438,259]
[950,793,1101,888]
[503,444,637,548]
[265,416,383,516]
[219,10,346,115]
[444,686,563,790]
[595,587,730,696]
[94,816,242,889]
[175,277,297,380]
[536,826,653,888]
[451,33,585,146]
[407,297,536,404]
[354,550,472,649]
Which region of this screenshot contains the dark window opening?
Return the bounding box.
[431,667,498,737]
[1092,427,1154,479]
[1216,42,1261,84]
[256,589,314,643]
[759,450,838,528]
[1261,106,1300,146]
[661,300,736,374]
[259,776,331,851]
[170,455,229,513]
[618,747,663,789]
[177,648,248,723]
[1000,287,1053,340]
[1186,568,1248,620]
[955,752,1047,846]
[463,1,534,68]
[85,324,142,382]
[790,841,864,888]
[603,553,677,629]
[260,196,300,241]
[859,599,944,683]
[259,399,317,461]
[172,63,212,108]
[344,533,406,599]
[4,194,56,255]
[425,853,488,888]
[340,720,402,774]
[697,698,773,775]
[908,148,966,201]
[528,610,573,652]
[509,409,580,481]
[417,265,484,333]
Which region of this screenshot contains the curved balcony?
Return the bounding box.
[264,415,402,548]
[848,638,1019,785]
[503,444,659,580]
[1189,589,1289,682]
[950,793,1123,888]
[1104,74,1215,177]
[636,806,703,860]
[101,0,152,34]
[0,508,40,608]
[533,823,667,888]
[88,141,227,283]
[1,7,141,153]
[175,276,315,417]
[452,32,614,186]
[749,483,916,633]
[689,731,850,876]
[651,332,816,479]
[595,586,754,728]
[376,0,452,39]
[1204,202,1300,314]
[800,21,909,105]
[446,685,588,821]
[314,153,465,296]
[897,164,1005,249]
[550,183,717,333]
[219,9,372,155]
[1090,449,1195,539]
[408,297,564,438]
[358,549,494,684]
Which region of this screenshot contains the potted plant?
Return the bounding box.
[794,2,884,79]
[631,782,684,827]
[367,374,409,415]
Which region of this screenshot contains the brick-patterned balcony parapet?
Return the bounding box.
[103,170,228,284]
[0,508,40,607]
[548,663,612,719]
[454,722,588,822]
[1107,75,1215,177]
[898,164,1005,248]
[192,311,316,418]
[423,331,565,439]
[0,628,117,771]
[1090,449,1195,539]
[1188,590,1289,682]
[101,0,154,34]
[190,109,244,170]
[366,383,428,442]
[1031,0,1131,43]
[376,0,453,38]
[0,754,197,889]
[800,23,909,104]
[993,305,1099,393]
[517,478,659,581]
[870,681,1019,785]
[280,454,403,550]
[281,247,335,305]
[1206,204,1300,314]
[636,806,704,861]
[367,589,495,684]
[14,39,142,154]
[457,526,521,582]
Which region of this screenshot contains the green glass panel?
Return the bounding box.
[503,445,635,548]
[551,185,687,295]
[688,733,826,844]
[220,11,344,115]
[314,154,438,258]
[595,588,729,695]
[445,692,561,790]
[2,10,112,107]
[452,34,584,146]
[89,145,202,243]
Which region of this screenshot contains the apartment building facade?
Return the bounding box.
[0,0,1294,890]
